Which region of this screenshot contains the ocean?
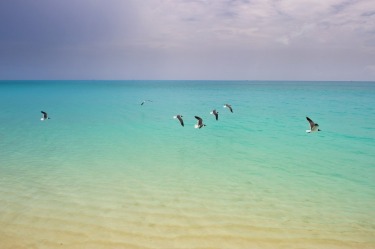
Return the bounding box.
[0,80,374,249]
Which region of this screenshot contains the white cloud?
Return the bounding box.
[125,0,374,51]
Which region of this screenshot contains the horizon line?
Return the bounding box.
[1,79,374,82]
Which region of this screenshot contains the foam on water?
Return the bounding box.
[0,80,374,248]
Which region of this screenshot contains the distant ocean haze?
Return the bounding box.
[0,80,374,249]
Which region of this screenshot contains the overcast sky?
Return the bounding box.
[0,0,374,80]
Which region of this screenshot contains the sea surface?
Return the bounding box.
[0,80,374,249]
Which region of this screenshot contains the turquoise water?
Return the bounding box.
[0,80,374,248]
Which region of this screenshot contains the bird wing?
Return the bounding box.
[228,105,233,113]
[225,104,233,112]
[195,116,202,125]
[306,117,315,129]
[178,116,184,126]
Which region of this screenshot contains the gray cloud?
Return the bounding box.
[0,0,374,80]
[361,11,375,17]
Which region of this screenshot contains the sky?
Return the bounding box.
[0,0,374,81]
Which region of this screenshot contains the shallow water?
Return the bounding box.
[0,80,374,248]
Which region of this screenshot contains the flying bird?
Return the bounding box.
[223,104,233,113]
[210,109,219,120]
[306,116,321,133]
[40,111,50,121]
[173,115,184,127]
[141,100,152,105]
[194,116,206,129]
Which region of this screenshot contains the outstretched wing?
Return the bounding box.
[195,116,202,125]
[225,104,233,113]
[41,111,47,119]
[306,116,315,129]
[228,105,233,113]
[178,116,184,127]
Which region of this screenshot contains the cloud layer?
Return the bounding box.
[0,0,374,80]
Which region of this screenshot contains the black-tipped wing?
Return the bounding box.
[225,104,233,113]
[306,116,315,129]
[41,111,47,119]
[195,116,203,125]
[228,105,233,113]
[213,110,218,120]
[177,115,184,127]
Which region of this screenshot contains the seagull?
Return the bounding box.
[223,104,233,113]
[41,111,50,121]
[173,115,184,127]
[194,116,206,129]
[306,116,321,133]
[141,100,152,105]
[210,109,219,120]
